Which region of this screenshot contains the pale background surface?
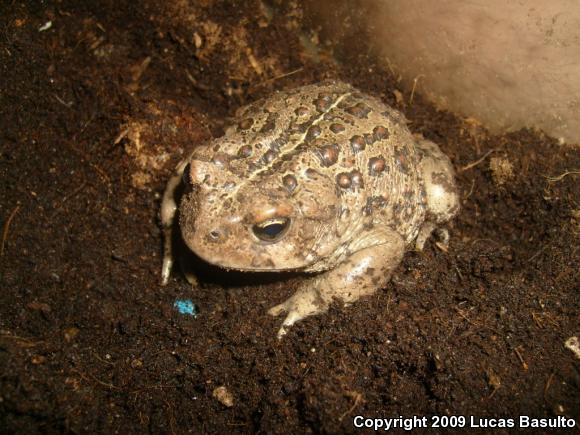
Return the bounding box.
[306,0,580,144]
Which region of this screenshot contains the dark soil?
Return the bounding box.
[1,1,578,433]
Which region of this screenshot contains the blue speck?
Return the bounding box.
[174,299,198,317]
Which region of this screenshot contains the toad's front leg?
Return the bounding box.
[160,159,189,285]
[268,229,405,338]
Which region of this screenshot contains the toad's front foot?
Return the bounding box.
[268,283,328,338]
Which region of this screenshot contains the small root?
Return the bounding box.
[458,149,495,173]
[1,204,21,257]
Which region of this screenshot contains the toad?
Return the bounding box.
[160,81,459,337]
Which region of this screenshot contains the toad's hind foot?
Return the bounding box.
[415,223,450,251]
[268,284,328,338]
[415,221,436,251]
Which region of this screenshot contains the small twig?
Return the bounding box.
[339,392,363,422]
[54,181,88,210]
[544,372,555,397]
[458,149,495,173]
[74,112,97,140]
[64,140,111,189]
[53,93,73,108]
[384,57,396,78]
[409,74,424,105]
[0,332,43,348]
[263,67,304,84]
[454,307,499,334]
[531,312,543,328]
[514,346,528,371]
[163,397,178,435]
[246,49,263,75]
[544,170,580,183]
[463,178,476,200]
[250,67,304,90]
[470,238,501,247]
[93,350,115,366]
[72,368,122,391]
[527,242,553,262]
[540,312,559,328]
[385,294,393,314]
[129,384,177,394]
[90,162,111,187]
[454,265,463,281]
[1,205,20,256]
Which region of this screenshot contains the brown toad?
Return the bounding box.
[160,81,459,337]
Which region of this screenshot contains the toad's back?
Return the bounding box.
[192,81,426,244]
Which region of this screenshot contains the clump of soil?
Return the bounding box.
[1,1,578,433]
[489,155,515,187]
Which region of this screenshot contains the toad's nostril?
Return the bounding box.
[208,229,221,241]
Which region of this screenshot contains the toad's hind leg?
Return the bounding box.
[160,160,189,285]
[415,139,460,251]
[269,228,405,338]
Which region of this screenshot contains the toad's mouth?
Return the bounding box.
[188,245,317,273]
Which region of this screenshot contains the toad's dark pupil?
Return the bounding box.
[264,223,284,237]
[253,218,290,242]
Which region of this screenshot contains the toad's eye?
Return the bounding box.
[252,217,290,242]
